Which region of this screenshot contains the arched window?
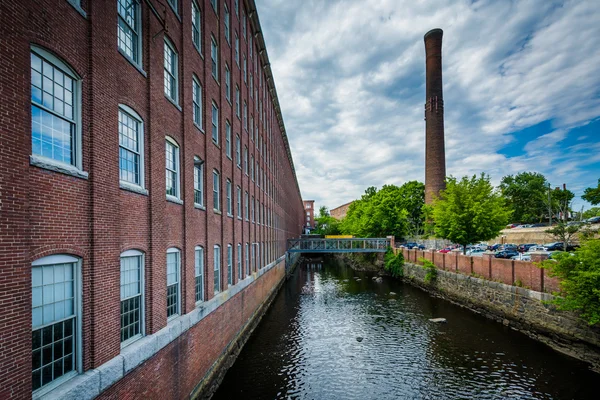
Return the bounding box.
[30,46,83,173]
[195,246,204,303]
[118,105,145,189]
[31,254,81,391]
[165,137,180,200]
[120,250,144,345]
[166,248,181,319]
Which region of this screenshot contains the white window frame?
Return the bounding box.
[227,244,233,286]
[235,85,241,118]
[117,0,143,67]
[236,186,242,219]
[226,179,232,216]
[235,135,241,167]
[120,250,145,347]
[211,102,219,144]
[118,105,145,191]
[244,146,248,174]
[235,32,240,66]
[211,36,219,81]
[237,243,242,281]
[163,38,179,105]
[224,3,231,44]
[225,120,231,158]
[166,248,181,320]
[192,1,202,52]
[225,64,231,102]
[165,137,181,201]
[244,191,249,220]
[192,76,203,129]
[245,243,249,276]
[210,0,218,14]
[213,169,221,212]
[195,246,204,304]
[214,245,221,294]
[194,156,204,207]
[31,254,82,395]
[30,46,84,175]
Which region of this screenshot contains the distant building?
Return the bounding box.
[330,201,354,220]
[304,200,315,230]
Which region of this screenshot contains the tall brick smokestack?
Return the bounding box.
[424,28,446,204]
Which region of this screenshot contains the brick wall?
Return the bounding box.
[0,0,304,398]
[397,250,557,293]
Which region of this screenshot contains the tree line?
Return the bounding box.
[312,172,600,252]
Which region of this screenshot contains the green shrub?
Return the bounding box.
[540,239,600,326]
[384,248,404,277]
[419,258,438,284]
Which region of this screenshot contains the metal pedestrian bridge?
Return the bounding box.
[287,238,390,253]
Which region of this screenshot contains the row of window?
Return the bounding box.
[32,241,275,392]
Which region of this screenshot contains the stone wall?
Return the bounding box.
[402,262,600,372]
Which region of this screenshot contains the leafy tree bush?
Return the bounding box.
[541,239,600,325]
[340,182,424,238]
[312,206,341,235]
[384,248,404,277]
[419,258,438,283]
[582,207,600,219]
[545,222,580,251]
[431,174,511,253]
[582,179,600,205]
[500,172,548,224]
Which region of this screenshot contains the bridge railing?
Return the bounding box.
[287,238,390,253]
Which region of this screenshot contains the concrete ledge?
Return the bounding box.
[41,255,286,399]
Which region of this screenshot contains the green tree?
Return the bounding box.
[397,181,425,238]
[582,179,600,205]
[499,172,548,223]
[545,222,580,251]
[582,207,600,219]
[432,174,511,254]
[552,187,575,222]
[313,206,341,235]
[541,238,600,325]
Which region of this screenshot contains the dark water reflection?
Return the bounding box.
[213,258,597,399]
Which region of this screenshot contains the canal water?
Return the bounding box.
[213,258,597,399]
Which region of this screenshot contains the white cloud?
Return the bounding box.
[256,0,600,211]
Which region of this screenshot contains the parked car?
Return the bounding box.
[544,242,565,251]
[512,253,532,261]
[487,243,501,251]
[506,224,519,229]
[528,246,547,252]
[517,243,538,253]
[499,244,517,252]
[531,223,546,227]
[466,248,485,257]
[495,250,519,259]
[438,247,453,253]
[586,216,600,224]
[401,242,426,250]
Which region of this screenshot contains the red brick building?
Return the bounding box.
[330,201,353,220]
[0,0,304,398]
[303,200,315,230]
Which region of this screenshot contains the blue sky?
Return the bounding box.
[255,0,600,212]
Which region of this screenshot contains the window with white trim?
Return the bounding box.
[243,55,247,82]
[164,39,178,104]
[31,48,81,169]
[224,3,230,44]
[193,77,202,128]
[243,101,248,130]
[244,191,249,220]
[251,196,255,222]
[214,245,221,294]
[226,179,232,216]
[236,186,241,218]
[250,155,254,181]
[194,157,204,207]
[225,64,231,102]
[32,255,80,392]
[251,243,256,271]
[227,244,233,286]
[192,1,201,51]
[118,105,144,187]
[235,32,240,66]
[211,36,218,80]
[235,135,241,167]
[235,0,239,16]
[213,169,220,211]
[211,102,219,143]
[235,85,241,117]
[195,246,204,303]
[117,0,142,65]
[242,11,247,39]
[168,0,178,14]
[225,120,231,158]
[245,243,249,276]
[237,244,242,281]
[210,0,218,14]
[244,146,248,174]
[166,248,180,319]
[165,138,180,199]
[120,250,144,345]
